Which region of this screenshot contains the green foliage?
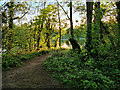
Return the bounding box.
[2,54,22,70]
[1,1,120,88]
[43,51,120,88]
[2,50,49,71]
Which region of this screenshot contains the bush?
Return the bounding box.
[2,50,50,71]
[43,51,120,88]
[2,54,22,70]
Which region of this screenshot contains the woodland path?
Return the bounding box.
[2,53,64,88]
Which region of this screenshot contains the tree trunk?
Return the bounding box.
[93,1,100,58]
[37,25,41,50]
[69,38,81,54]
[57,2,62,48]
[46,32,51,49]
[54,38,58,48]
[116,1,120,47]
[70,0,74,38]
[36,2,46,50]
[33,27,37,49]
[85,1,93,54]
[0,13,1,48]
[100,21,105,44]
[8,2,14,51]
[46,18,51,49]
[47,37,50,49]
[29,36,31,51]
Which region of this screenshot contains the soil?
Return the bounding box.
[2,53,64,88]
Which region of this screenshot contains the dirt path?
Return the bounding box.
[2,53,64,88]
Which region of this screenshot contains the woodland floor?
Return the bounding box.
[2,53,64,88]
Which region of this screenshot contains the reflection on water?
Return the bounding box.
[61,43,72,49]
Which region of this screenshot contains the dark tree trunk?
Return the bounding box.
[37,36,40,50]
[93,1,100,58]
[33,27,37,49]
[46,32,51,49]
[70,0,74,38]
[100,21,105,44]
[41,2,46,29]
[0,13,1,48]
[29,22,33,52]
[85,1,93,54]
[8,2,14,51]
[47,38,50,49]
[69,38,81,54]
[116,1,120,47]
[29,37,32,51]
[54,38,58,47]
[46,18,51,49]
[37,25,42,50]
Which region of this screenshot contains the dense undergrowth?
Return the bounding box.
[43,50,120,88]
[2,50,50,71]
[2,48,68,71]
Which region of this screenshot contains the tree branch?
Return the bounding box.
[13,11,28,20]
[56,0,70,20]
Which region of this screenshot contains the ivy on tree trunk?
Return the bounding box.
[85,1,93,54]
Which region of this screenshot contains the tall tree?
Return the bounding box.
[93,1,100,58]
[57,1,62,48]
[116,1,120,47]
[56,0,74,38]
[29,20,33,51]
[36,2,46,50]
[46,18,51,49]
[70,0,74,38]
[56,1,81,52]
[85,0,93,54]
[8,2,14,51]
[2,2,28,51]
[0,11,1,48]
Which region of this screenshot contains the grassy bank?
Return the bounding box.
[43,50,120,88]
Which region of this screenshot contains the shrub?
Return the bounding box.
[43,51,119,88]
[2,54,22,70]
[2,50,50,70]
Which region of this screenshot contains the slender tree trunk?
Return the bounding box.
[0,13,1,49]
[29,22,33,52]
[54,38,58,47]
[29,34,31,51]
[85,1,93,53]
[34,27,37,49]
[57,2,61,48]
[37,25,41,50]
[70,0,74,38]
[46,18,51,49]
[41,2,46,29]
[47,37,50,49]
[46,32,51,49]
[116,1,120,47]
[100,21,104,44]
[8,2,14,51]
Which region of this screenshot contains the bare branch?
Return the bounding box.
[56,0,70,20]
[13,11,28,20]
